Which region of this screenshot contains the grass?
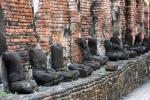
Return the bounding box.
[0,91,12,97]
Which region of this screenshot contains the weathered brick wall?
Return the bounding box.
[33,0,147,63]
[126,0,137,45]
[98,0,112,40]
[125,0,145,45]
[136,0,145,40]
[0,0,147,71]
[120,0,126,42]
[34,0,73,65]
[34,0,70,50]
[96,0,112,56]
[144,4,150,35]
[1,0,37,77]
[33,0,52,51]
[69,0,82,63]
[80,0,91,39]
[33,0,113,63]
[136,0,144,22]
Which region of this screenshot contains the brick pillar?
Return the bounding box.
[136,0,144,22]
[125,0,137,46]
[144,6,148,34]
[69,0,82,63]
[34,0,52,51]
[1,0,36,77]
[92,0,111,56]
[80,0,91,39]
[120,0,126,43]
[47,0,69,65]
[97,0,112,40]
[137,0,145,41]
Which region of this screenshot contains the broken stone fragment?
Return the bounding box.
[10,79,37,94]
[68,64,93,77]
[105,64,118,71]
[57,69,80,82]
[83,61,100,70]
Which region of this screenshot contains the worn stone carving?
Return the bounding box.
[89,0,97,37]
[123,45,138,58]
[111,1,122,47]
[105,64,118,71]
[50,43,93,78]
[68,63,93,77]
[128,22,149,55]
[51,44,64,70]
[29,49,64,86]
[142,35,150,51]
[111,3,119,22]
[75,38,108,70]
[134,33,143,47]
[104,37,129,61]
[69,38,107,77]
[131,35,148,54]
[83,61,100,71]
[51,44,79,81]
[123,28,138,58]
[2,52,37,94]
[88,37,108,65]
[124,28,134,47]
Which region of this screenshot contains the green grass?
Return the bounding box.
[0,91,12,97]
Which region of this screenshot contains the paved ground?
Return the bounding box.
[121,81,150,100]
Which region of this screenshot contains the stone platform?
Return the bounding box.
[1,52,150,100]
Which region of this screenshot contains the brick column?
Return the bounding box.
[69,0,82,63]
[125,0,137,46]
[120,0,126,43]
[80,0,91,39]
[96,0,112,40]
[1,0,36,77]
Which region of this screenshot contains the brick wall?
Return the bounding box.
[34,0,113,63]
[136,0,144,22]
[35,0,73,65]
[1,0,37,77]
[69,0,82,63]
[98,0,112,40]
[120,0,126,41]
[125,0,137,45]
[34,0,52,51]
[0,0,147,69]
[144,4,150,35]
